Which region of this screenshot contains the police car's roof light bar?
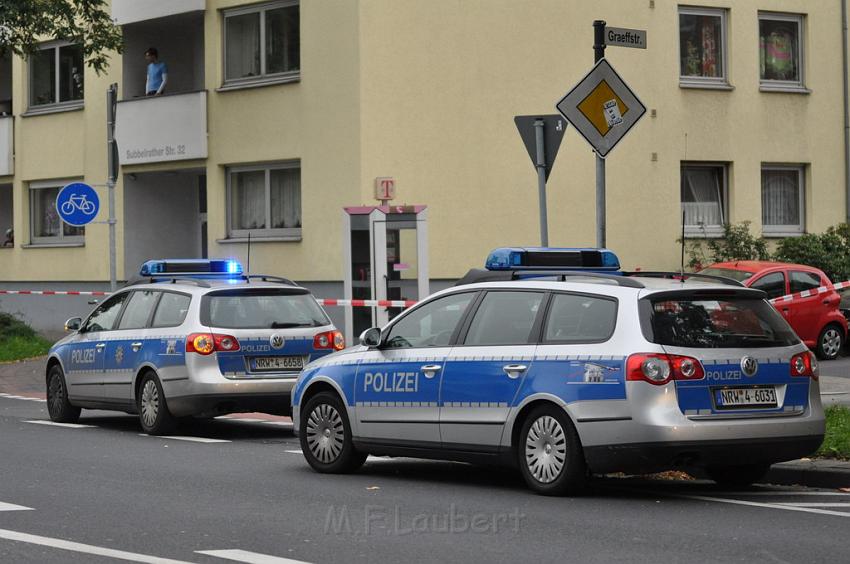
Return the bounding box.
[485,247,621,272]
[140,259,243,278]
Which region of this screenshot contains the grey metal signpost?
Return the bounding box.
[514,115,567,246]
[106,83,118,291]
[593,20,607,249]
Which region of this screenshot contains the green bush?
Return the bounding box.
[0,312,40,341]
[682,221,770,270]
[774,224,850,282]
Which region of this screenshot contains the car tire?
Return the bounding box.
[706,463,770,487]
[517,404,586,496]
[299,392,367,473]
[46,364,81,424]
[816,324,844,360]
[136,371,176,435]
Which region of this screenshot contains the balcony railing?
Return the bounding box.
[112,0,205,25]
[114,91,207,166]
[0,116,12,176]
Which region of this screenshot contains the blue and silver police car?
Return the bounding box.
[292,248,825,495]
[46,259,344,434]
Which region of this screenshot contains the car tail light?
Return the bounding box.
[314,330,345,351]
[185,333,241,355]
[790,351,818,380]
[626,353,705,385]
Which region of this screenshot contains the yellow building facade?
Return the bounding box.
[0,0,846,293]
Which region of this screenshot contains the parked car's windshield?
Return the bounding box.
[698,267,755,283]
[643,295,799,348]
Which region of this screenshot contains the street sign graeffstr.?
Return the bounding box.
[605,26,647,49]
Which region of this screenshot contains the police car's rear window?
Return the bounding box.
[201,289,330,329]
[643,295,798,348]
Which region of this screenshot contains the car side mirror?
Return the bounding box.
[359,327,382,348]
[64,317,82,332]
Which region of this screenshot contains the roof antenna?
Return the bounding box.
[680,209,686,283]
[246,232,252,282]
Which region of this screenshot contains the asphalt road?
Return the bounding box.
[0,395,848,564]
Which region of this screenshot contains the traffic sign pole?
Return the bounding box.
[534,119,549,246]
[593,19,607,248]
[106,84,118,292]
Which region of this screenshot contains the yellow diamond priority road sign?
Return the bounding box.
[556,58,645,158]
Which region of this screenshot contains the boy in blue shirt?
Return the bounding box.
[145,48,168,96]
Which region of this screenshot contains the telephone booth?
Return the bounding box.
[342,205,429,343]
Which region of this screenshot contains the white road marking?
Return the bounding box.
[196,549,311,564]
[692,491,850,497]
[263,422,293,427]
[777,502,850,508]
[0,502,33,512]
[23,420,93,429]
[138,434,230,443]
[0,527,193,563]
[0,394,46,403]
[284,449,302,454]
[679,493,850,518]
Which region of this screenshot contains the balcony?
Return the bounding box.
[114,91,207,166]
[0,116,12,176]
[112,0,204,25]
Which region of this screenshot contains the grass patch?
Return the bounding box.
[0,313,52,362]
[816,405,850,460]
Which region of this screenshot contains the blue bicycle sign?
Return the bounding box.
[56,183,100,226]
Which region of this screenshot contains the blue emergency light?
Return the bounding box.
[485,247,621,272]
[140,259,244,277]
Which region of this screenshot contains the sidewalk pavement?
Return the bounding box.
[1,355,849,488]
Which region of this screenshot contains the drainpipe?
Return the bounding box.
[841,0,850,223]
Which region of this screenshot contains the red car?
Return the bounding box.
[699,261,847,359]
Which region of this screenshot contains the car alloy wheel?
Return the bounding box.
[525,414,568,484]
[47,373,66,416]
[140,379,160,429]
[305,403,345,464]
[820,327,843,359]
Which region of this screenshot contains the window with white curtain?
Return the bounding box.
[762,165,804,235]
[29,180,85,245]
[223,1,299,86]
[227,162,301,239]
[681,163,728,236]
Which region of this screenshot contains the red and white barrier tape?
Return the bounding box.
[4,278,850,308]
[0,289,416,308]
[769,280,850,305]
[0,290,110,296]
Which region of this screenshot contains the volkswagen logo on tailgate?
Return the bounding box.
[270,334,286,350]
[740,356,758,377]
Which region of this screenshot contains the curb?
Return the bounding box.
[764,460,850,489]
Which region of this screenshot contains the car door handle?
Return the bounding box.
[131,342,143,352]
[95,343,106,351]
[503,364,528,379]
[421,364,442,379]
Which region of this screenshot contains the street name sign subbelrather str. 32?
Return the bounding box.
[555,58,646,158]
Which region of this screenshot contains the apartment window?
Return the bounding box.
[759,13,804,90]
[29,42,84,108]
[223,1,300,86]
[762,165,805,235]
[29,181,84,245]
[681,163,728,237]
[227,162,301,239]
[0,184,11,247]
[679,7,727,86]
